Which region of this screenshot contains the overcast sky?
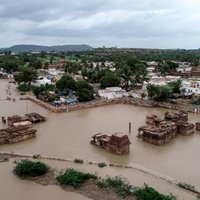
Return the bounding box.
[0,0,200,49]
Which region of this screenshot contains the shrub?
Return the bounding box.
[97,176,134,198]
[14,160,49,177]
[177,182,197,193]
[57,168,97,188]
[134,184,176,200]
[190,100,200,105]
[98,162,107,168]
[32,154,41,159]
[17,83,31,92]
[74,159,84,164]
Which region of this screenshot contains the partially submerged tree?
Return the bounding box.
[14,160,49,177]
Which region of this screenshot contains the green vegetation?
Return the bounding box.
[14,160,49,177]
[17,83,31,92]
[167,79,182,94]
[32,84,55,98]
[54,73,94,102]
[156,61,179,76]
[0,55,22,73]
[13,160,176,199]
[75,80,94,102]
[125,57,147,84]
[14,66,37,86]
[73,159,84,164]
[57,168,97,188]
[97,176,134,198]
[190,99,200,105]
[134,184,176,200]
[56,75,76,92]
[100,72,121,88]
[147,84,171,101]
[147,79,182,101]
[2,48,197,105]
[98,162,107,168]
[177,182,197,193]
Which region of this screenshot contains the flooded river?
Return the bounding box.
[0,80,200,199]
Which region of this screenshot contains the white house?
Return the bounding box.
[98,87,128,99]
[34,76,52,86]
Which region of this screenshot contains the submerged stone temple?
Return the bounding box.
[0,125,37,144]
[91,132,131,155]
[7,113,46,127]
[138,111,195,145]
[0,113,46,144]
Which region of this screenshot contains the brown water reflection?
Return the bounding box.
[0,80,200,187]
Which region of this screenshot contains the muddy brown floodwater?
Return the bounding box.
[0,79,200,199]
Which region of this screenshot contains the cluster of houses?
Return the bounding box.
[142,61,200,98]
[32,58,200,104]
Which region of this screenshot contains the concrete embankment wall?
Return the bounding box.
[124,98,200,114]
[27,96,123,113]
[26,95,200,114]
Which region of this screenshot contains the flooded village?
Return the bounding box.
[0,48,200,200]
[0,78,200,200]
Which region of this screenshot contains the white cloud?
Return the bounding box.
[0,0,200,48]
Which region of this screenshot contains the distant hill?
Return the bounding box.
[0,44,93,53]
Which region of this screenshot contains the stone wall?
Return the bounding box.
[27,95,123,113]
[26,95,200,114]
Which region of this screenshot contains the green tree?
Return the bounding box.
[156,61,178,76]
[14,66,37,86]
[147,84,171,101]
[56,75,76,92]
[44,62,49,69]
[29,59,42,69]
[0,56,22,73]
[120,64,133,90]
[192,59,200,67]
[100,72,120,88]
[125,58,147,84]
[76,80,94,102]
[167,79,182,94]
[32,84,55,98]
